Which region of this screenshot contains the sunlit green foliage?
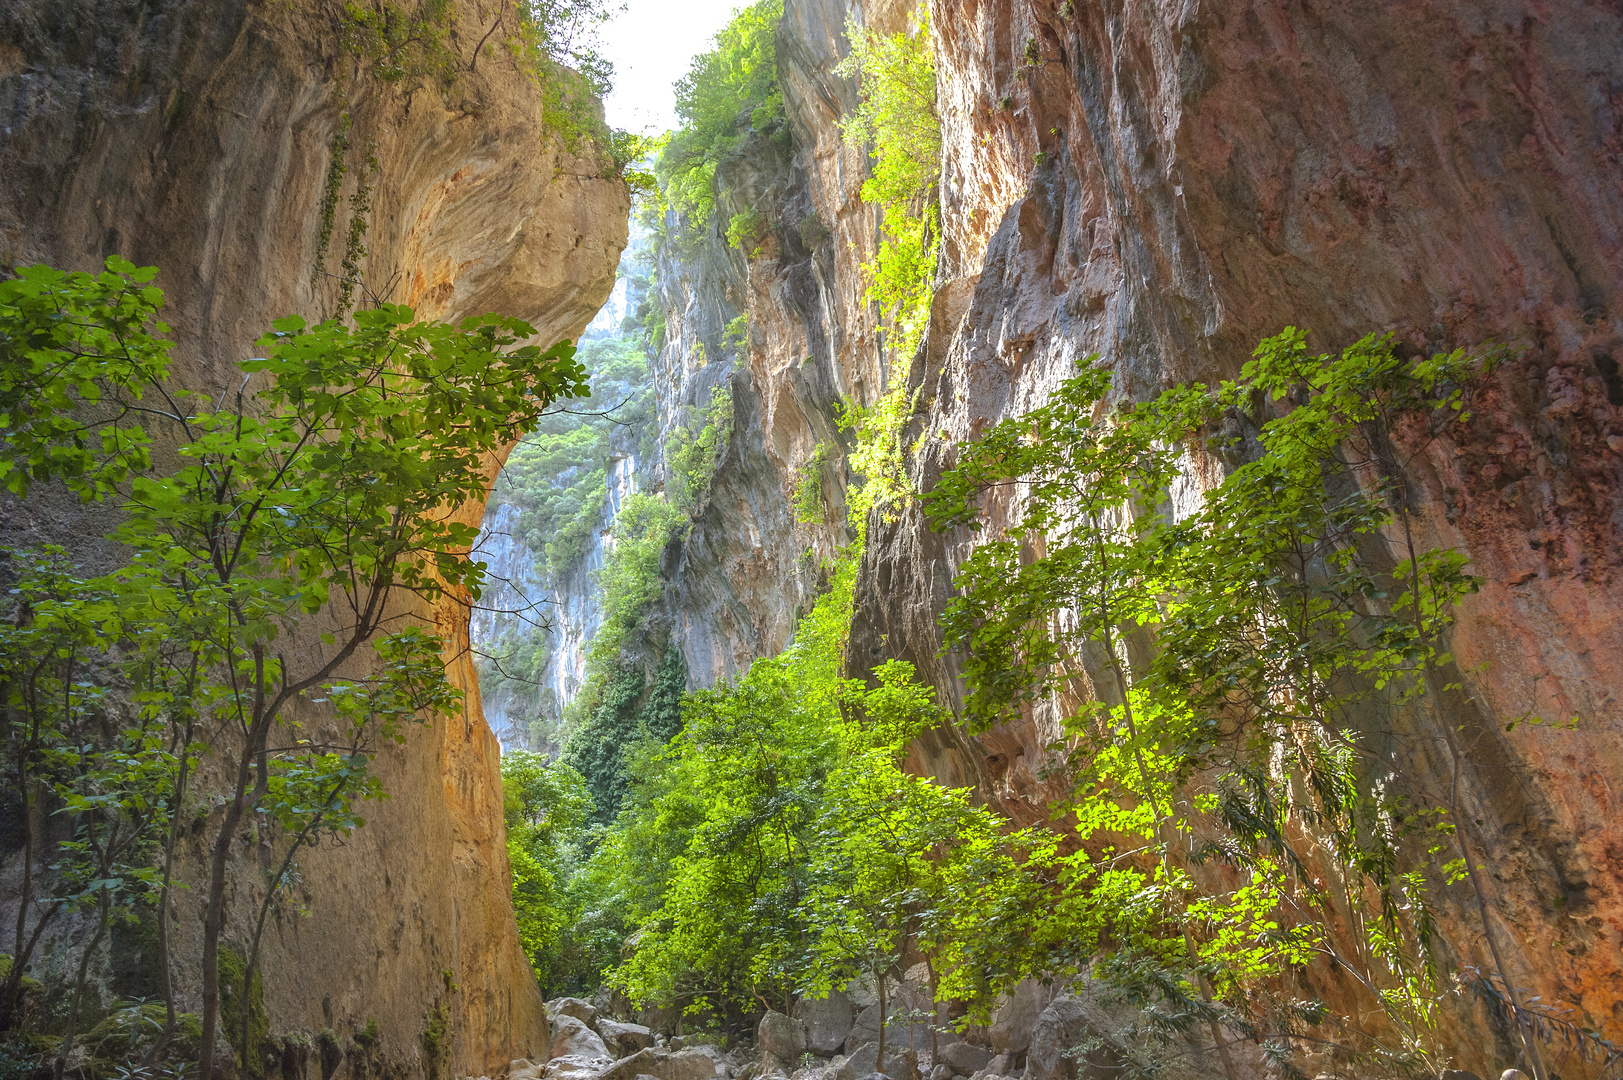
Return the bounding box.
[828,9,940,524]
[836,10,939,362]
[668,384,735,515]
[927,329,1510,1070]
[598,545,1047,1030]
[793,442,834,524]
[590,494,687,671]
[503,750,595,994]
[339,0,460,86]
[654,0,785,237]
[0,258,584,1078]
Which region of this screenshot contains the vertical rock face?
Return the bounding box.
[0,0,627,1073]
[647,0,1622,1066]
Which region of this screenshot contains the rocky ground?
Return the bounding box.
[484,976,1238,1080]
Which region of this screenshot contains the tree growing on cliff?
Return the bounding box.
[925,329,1557,1074]
[0,258,589,1079]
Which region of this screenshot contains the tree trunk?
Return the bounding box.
[875,971,887,1074]
[198,773,253,1080]
[54,896,111,1080]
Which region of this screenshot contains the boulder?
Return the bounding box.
[843,977,879,1009]
[549,1016,610,1061]
[835,1045,917,1080]
[935,1044,993,1078]
[795,992,855,1056]
[987,979,1051,1055]
[848,1006,931,1056]
[548,998,602,1031]
[602,1049,723,1080]
[759,1011,806,1061]
[684,1045,730,1079]
[757,1051,793,1079]
[509,1060,544,1080]
[1027,994,1106,1080]
[546,1059,609,1080]
[600,1022,657,1058]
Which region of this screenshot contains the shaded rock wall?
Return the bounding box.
[0,0,626,1072]
[646,0,1623,1069]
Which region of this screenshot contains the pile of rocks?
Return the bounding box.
[488,985,1526,1080]
[507,998,738,1080]
[743,977,1072,1080]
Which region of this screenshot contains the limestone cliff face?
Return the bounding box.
[0,0,626,1073]
[648,0,1623,1067]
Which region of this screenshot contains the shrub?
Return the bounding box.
[654,0,785,238]
[793,442,835,524]
[667,385,735,515]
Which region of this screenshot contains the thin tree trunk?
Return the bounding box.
[1099,623,1242,1080]
[54,896,112,1080]
[198,745,259,1080]
[155,714,196,1038]
[1390,486,1549,1080]
[875,970,887,1074]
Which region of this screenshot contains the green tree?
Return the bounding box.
[503,750,593,993]
[925,330,1551,1073]
[655,0,785,234]
[800,661,1053,1065]
[0,258,588,1079]
[832,8,940,518]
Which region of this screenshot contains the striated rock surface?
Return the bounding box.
[636,0,1623,1068]
[0,0,627,1073]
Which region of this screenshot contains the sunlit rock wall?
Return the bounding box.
[0,0,627,1072]
[644,0,1622,1069]
[858,0,1622,1070]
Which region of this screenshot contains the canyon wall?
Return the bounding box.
[0,0,626,1073]
[639,0,1622,1069]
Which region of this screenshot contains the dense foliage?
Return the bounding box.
[503,322,1585,1076]
[0,259,587,1079]
[833,11,939,520]
[922,329,1550,1073]
[653,0,785,240]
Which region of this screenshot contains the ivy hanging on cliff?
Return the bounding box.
[833,8,941,521]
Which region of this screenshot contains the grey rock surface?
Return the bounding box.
[548,1016,610,1061]
[987,980,1051,1055]
[935,1044,993,1078]
[836,1046,917,1080]
[549,998,603,1031]
[603,1049,724,1080]
[599,1022,657,1058]
[759,1011,807,1061]
[795,992,856,1055]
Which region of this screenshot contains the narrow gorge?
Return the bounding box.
[2,2,1620,1080]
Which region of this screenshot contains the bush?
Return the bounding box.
[726,209,770,256]
[793,442,835,524]
[835,10,940,362]
[667,385,735,515]
[588,494,686,670]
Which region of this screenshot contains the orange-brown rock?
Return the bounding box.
[0,0,627,1073]
[644,0,1622,1069]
